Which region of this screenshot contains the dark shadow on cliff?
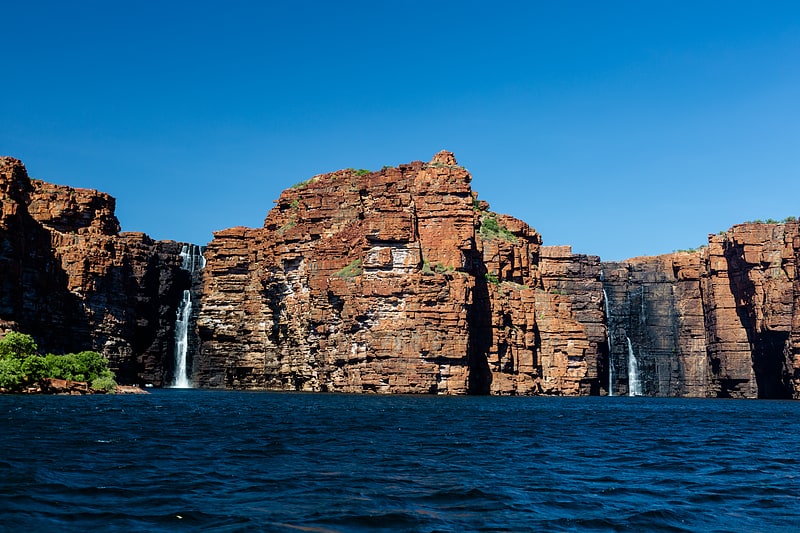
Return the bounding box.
[0,210,92,356]
[467,253,492,395]
[725,242,792,399]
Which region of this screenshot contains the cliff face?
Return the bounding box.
[707,223,799,398]
[3,152,800,398]
[0,157,193,385]
[601,222,800,399]
[601,254,710,397]
[195,151,800,398]
[195,152,603,394]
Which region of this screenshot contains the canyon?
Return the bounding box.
[1,153,798,398]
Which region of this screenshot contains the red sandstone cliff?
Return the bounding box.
[195,152,603,394]
[0,157,192,385]
[601,222,800,399]
[195,151,800,398]
[3,152,799,398]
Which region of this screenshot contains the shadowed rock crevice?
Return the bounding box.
[724,235,794,399]
[466,255,492,395]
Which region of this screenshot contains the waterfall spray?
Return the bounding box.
[626,337,642,396]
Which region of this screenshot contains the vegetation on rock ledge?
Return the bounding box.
[479,213,517,243]
[334,259,363,278]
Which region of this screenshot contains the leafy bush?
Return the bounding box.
[0,331,38,361]
[422,260,454,275]
[479,214,517,243]
[0,331,117,392]
[0,332,37,390]
[291,178,312,190]
[434,263,454,274]
[674,245,708,254]
[44,351,111,382]
[0,357,24,390]
[91,372,118,392]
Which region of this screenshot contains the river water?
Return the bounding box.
[2,391,798,531]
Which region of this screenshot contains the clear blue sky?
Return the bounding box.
[3,1,799,260]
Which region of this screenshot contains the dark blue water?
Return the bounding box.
[1,392,799,532]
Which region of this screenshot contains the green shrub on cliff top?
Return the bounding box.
[348,168,371,176]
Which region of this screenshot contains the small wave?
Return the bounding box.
[318,509,429,530]
[624,507,695,532]
[425,486,497,503]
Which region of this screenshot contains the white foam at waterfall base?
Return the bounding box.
[627,337,642,396]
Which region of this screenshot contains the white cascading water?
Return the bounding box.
[626,337,642,396]
[602,288,614,396]
[172,245,205,388]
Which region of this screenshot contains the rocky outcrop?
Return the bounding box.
[0,157,193,385]
[195,151,800,398]
[537,246,605,395]
[195,152,604,394]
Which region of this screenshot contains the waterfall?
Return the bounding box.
[172,289,193,388]
[626,337,642,396]
[603,288,614,396]
[172,245,205,388]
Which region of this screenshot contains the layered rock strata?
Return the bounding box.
[0,157,194,385]
[601,222,800,399]
[195,152,603,393]
[3,152,800,398]
[601,253,710,397]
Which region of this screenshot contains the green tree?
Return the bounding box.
[0,331,38,361]
[0,357,24,390]
[0,331,117,392]
[0,332,38,390]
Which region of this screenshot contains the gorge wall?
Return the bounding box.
[2,152,799,397]
[0,157,194,386]
[601,222,800,399]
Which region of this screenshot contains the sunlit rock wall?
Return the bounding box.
[195,152,604,394]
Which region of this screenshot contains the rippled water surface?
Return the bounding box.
[2,391,799,531]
